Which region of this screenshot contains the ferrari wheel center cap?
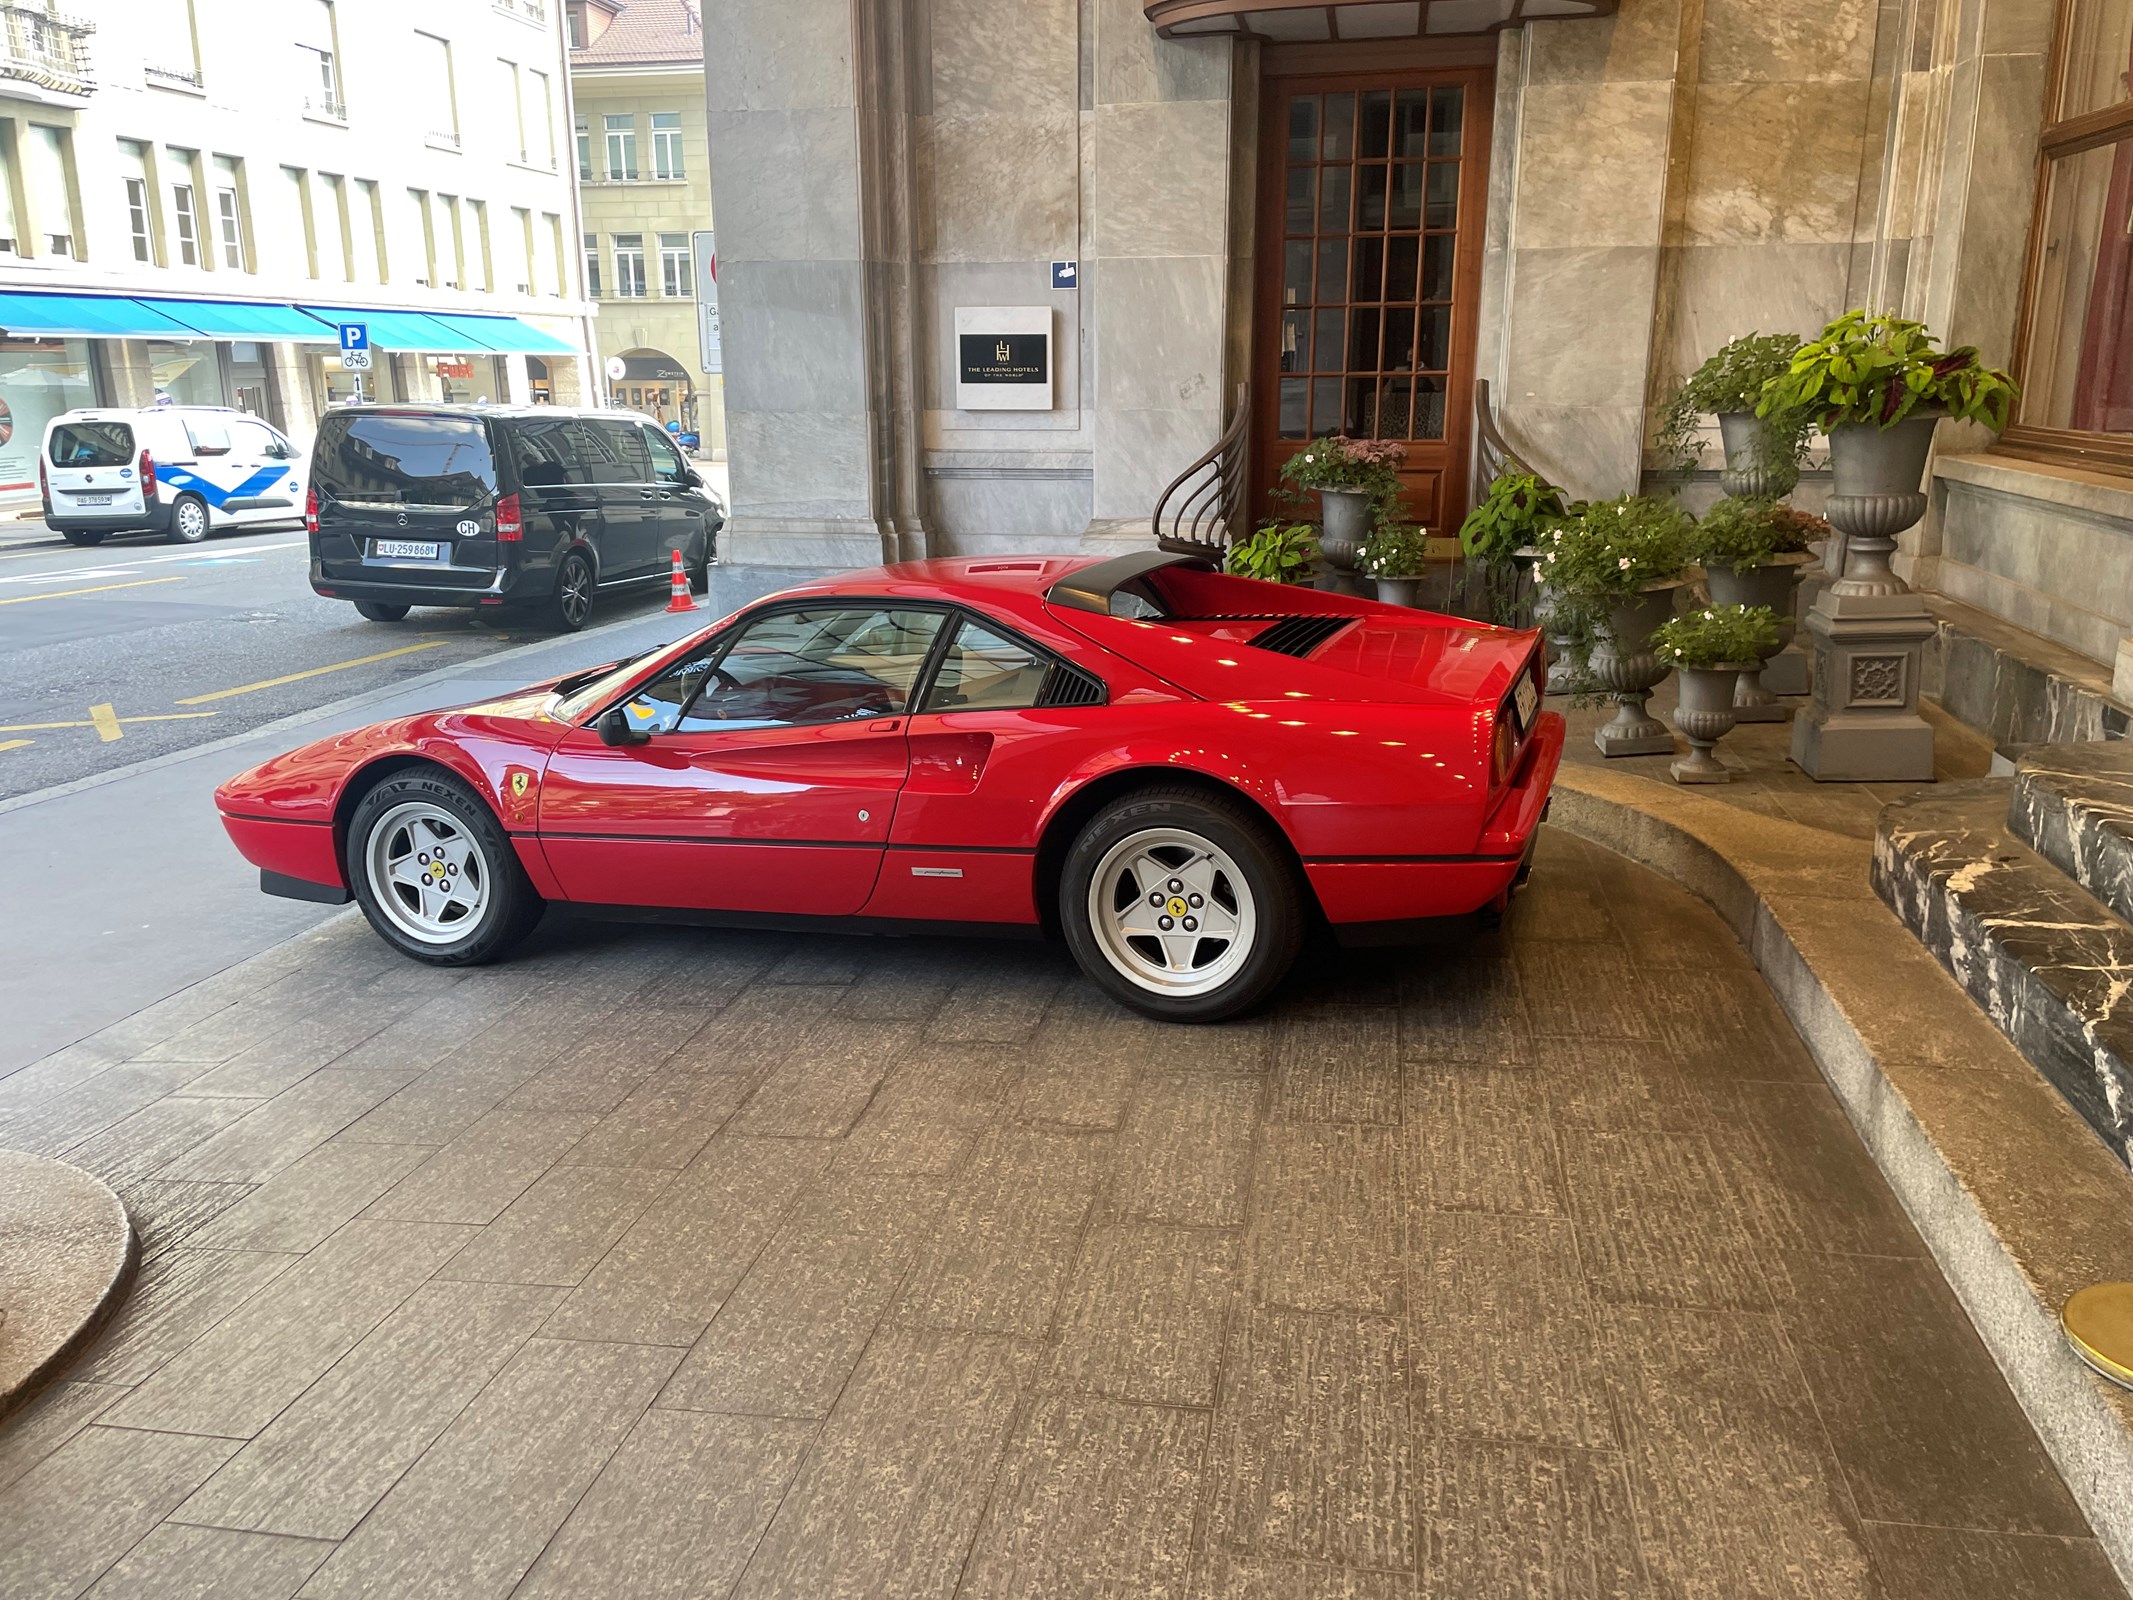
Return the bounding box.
[1166,896,1189,918]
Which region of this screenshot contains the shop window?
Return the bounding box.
[604,114,637,181]
[612,232,646,298]
[0,340,95,488]
[651,112,684,180]
[2010,4,2133,471]
[659,232,690,297]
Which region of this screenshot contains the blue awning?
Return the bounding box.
[132,298,339,343]
[424,313,579,355]
[0,292,195,340]
[297,305,486,353]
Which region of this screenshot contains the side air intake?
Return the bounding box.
[1037,663,1108,707]
[1249,615,1353,658]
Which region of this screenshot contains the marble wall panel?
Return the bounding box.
[717,260,869,416]
[1510,82,1675,249]
[930,0,1078,117]
[1092,98,1233,259]
[1652,242,1855,380]
[922,260,1083,419]
[1981,0,2057,57]
[1495,400,1648,500]
[1943,48,2048,362]
[1682,81,1875,246]
[702,0,857,114]
[918,111,1080,263]
[1503,245,1664,410]
[1092,403,1227,523]
[704,108,863,265]
[1091,254,1226,413]
[1698,0,1880,85]
[1093,0,1231,106]
[1521,5,1682,86]
[926,468,1093,548]
[724,408,877,524]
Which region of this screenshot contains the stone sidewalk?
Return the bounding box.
[0,829,2119,1599]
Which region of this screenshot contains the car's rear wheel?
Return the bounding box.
[345,769,543,965]
[1061,787,1303,1022]
[60,530,104,547]
[548,549,594,632]
[166,493,209,544]
[354,601,410,623]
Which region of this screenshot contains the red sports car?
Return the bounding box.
[215,551,1563,1021]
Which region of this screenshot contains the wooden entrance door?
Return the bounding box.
[1252,64,1493,535]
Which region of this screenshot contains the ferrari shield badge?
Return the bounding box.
[510,772,531,798]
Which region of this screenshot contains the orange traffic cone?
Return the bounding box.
[665,548,699,613]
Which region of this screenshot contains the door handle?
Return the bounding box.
[640,489,656,499]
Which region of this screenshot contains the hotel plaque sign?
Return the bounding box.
[953,306,1052,411]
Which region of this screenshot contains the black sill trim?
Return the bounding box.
[561,904,1046,941]
[223,810,328,828]
[260,870,353,905]
[1303,853,1526,866]
[535,832,1038,857]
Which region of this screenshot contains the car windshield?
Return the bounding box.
[314,413,497,508]
[1108,577,1170,620]
[552,643,686,722]
[49,421,133,467]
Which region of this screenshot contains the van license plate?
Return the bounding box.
[1514,674,1540,730]
[373,540,441,560]
[73,493,112,506]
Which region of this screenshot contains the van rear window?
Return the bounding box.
[49,422,134,468]
[314,414,496,506]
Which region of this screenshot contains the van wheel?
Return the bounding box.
[60,531,104,547]
[354,601,411,623]
[166,494,209,544]
[689,530,711,594]
[548,550,595,632]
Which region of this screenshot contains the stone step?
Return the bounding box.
[1873,778,2133,1164]
[2010,743,2133,928]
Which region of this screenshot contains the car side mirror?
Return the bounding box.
[597,706,651,747]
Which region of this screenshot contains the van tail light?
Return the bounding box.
[138,449,156,498]
[494,492,522,542]
[304,486,319,536]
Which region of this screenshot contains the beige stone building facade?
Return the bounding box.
[569,0,725,457]
[705,0,2133,724]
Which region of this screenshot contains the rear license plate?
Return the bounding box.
[1514,674,1540,730]
[373,539,441,560]
[73,493,112,506]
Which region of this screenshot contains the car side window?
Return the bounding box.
[921,618,1052,713]
[610,646,728,738]
[185,420,232,457]
[642,425,688,485]
[513,417,588,487]
[672,606,946,733]
[230,420,282,459]
[582,419,652,484]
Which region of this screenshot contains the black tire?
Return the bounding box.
[60,530,104,547]
[354,601,411,623]
[688,529,711,594]
[1060,786,1305,1023]
[166,493,209,544]
[346,768,544,966]
[548,549,595,631]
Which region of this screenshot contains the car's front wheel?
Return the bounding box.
[345,769,543,965]
[1060,787,1303,1022]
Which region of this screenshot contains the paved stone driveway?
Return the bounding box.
[0,828,2119,1599]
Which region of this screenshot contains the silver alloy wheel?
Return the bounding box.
[1085,826,1257,997]
[558,556,592,627]
[364,800,491,945]
[174,498,207,540]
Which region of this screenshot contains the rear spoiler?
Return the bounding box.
[1046,549,1216,615]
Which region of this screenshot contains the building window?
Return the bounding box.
[124,180,152,262]
[659,232,691,296]
[2011,7,2133,470]
[143,0,203,90]
[548,212,566,296]
[28,126,77,258]
[171,181,199,266]
[651,112,683,180]
[582,230,601,297]
[213,155,244,269]
[574,116,591,180]
[613,232,645,297]
[417,33,458,148]
[529,70,554,168]
[604,114,637,181]
[317,172,350,281]
[0,138,20,255]
[298,1,343,117]
[358,178,386,281]
[566,1,587,48]
[283,165,316,279]
[469,197,491,291]
[513,205,534,293]
[410,187,436,285]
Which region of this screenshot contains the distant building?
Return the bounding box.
[0,0,594,509]
[568,0,721,458]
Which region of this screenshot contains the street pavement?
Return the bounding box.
[0,829,2110,1598]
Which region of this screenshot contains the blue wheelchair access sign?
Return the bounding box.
[338,323,369,352]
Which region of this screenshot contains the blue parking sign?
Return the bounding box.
[338,323,369,352]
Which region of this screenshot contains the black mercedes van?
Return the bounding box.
[307,405,723,631]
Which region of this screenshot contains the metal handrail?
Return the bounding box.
[0,1,92,92]
[1152,383,1249,557]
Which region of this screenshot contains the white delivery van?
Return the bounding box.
[40,406,306,546]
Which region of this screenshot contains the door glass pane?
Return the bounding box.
[1388,235,1421,302]
[1383,306,1416,370]
[684,607,946,731]
[1284,240,1312,306]
[2057,3,2133,121]
[1282,309,1309,372]
[922,621,1051,713]
[2020,139,2133,433]
[1420,233,1454,300]
[1415,375,1447,439]
[1319,164,1352,231]
[1429,87,1465,156]
[1357,165,1387,231]
[1316,238,1348,301]
[1360,90,1393,159]
[1395,90,1430,158]
[1349,308,1381,372]
[1344,377,1375,434]
[1427,163,1459,228]
[1390,165,1424,230]
[1286,167,1316,233]
[1379,376,1414,439]
[1354,236,1385,302]
[1279,376,1308,438]
[1314,309,1345,370]
[1287,95,1320,161]
[1311,377,1341,433]
[1418,305,1452,371]
[1322,92,1355,161]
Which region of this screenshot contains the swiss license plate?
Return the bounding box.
[1514,673,1540,730]
[73,493,112,506]
[373,539,441,560]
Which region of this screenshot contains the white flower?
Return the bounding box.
[1546,552,1556,563]
[1617,557,1632,570]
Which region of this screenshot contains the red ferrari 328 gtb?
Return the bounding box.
[215,551,1564,1021]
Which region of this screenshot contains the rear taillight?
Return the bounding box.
[304,486,319,536]
[138,449,156,497]
[1492,717,1517,787]
[494,492,522,542]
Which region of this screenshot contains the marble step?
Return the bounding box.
[1873,779,2133,1164]
[2009,742,2133,928]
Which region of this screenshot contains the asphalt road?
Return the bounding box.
[0,518,682,801]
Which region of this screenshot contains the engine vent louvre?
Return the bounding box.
[1037,663,1108,707]
[1248,615,1353,658]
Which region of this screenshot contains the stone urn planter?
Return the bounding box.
[1315,489,1371,593]
[1716,412,1801,500]
[1825,411,1940,597]
[1590,580,1687,758]
[1529,575,1590,695]
[1374,577,1421,607]
[1706,552,1810,722]
[1670,663,1749,783]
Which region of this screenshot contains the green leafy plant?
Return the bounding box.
[1693,497,1831,572]
[1279,436,1408,533]
[1536,495,1697,694]
[1758,310,2019,431]
[1655,332,1815,474]
[1458,470,1570,563]
[1651,604,1783,670]
[1363,522,1431,580]
[1226,522,1318,584]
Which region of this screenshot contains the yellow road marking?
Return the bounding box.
[176,640,450,705]
[0,576,184,605]
[0,712,217,733]
[0,738,30,753]
[88,703,122,742]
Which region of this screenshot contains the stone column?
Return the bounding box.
[267,344,321,444]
